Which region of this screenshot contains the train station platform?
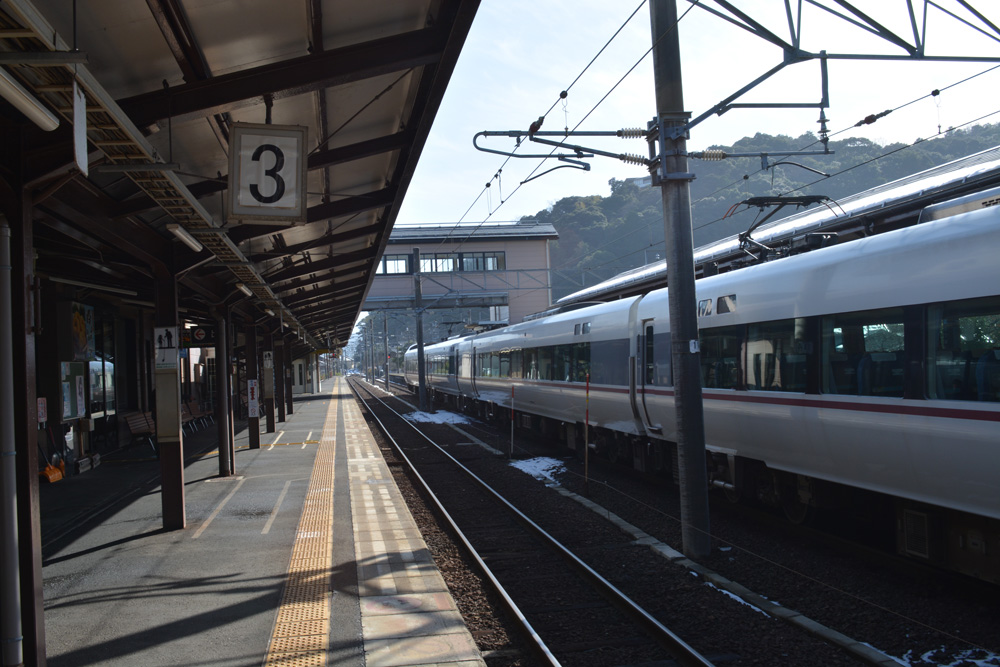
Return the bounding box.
[38,377,485,667]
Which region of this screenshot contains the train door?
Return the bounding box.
[639,320,662,432]
[470,346,478,396]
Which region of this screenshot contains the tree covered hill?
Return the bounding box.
[532,123,1000,301]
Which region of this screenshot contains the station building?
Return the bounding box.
[365,219,559,327]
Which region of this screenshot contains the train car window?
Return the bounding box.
[746,319,811,392]
[644,325,656,385]
[554,345,574,382]
[927,295,1000,402]
[510,349,523,379]
[537,347,553,381]
[574,324,581,335]
[524,348,539,379]
[822,308,904,397]
[582,322,591,334]
[642,326,673,387]
[499,350,511,378]
[700,326,743,389]
[573,342,590,382]
[491,352,501,378]
[590,339,629,385]
[697,299,713,317]
[717,294,737,314]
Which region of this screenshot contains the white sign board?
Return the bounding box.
[263,351,273,369]
[247,379,259,418]
[155,327,178,369]
[228,123,307,222]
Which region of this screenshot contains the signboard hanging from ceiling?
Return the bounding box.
[228,122,308,223]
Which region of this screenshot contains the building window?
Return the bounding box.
[461,251,505,271]
[383,255,409,274]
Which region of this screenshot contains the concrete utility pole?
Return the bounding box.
[649,0,711,557]
[413,248,428,411]
[383,312,389,391]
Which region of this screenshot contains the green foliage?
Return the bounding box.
[532,124,1000,301]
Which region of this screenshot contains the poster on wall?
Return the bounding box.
[76,375,85,415]
[62,382,71,419]
[69,302,95,361]
[155,327,178,369]
[60,361,87,421]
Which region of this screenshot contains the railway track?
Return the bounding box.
[349,377,715,667]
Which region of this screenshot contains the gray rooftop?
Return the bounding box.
[388,220,558,244]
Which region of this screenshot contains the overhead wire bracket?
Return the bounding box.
[473,127,652,183]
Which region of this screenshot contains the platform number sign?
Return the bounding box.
[229,123,308,222]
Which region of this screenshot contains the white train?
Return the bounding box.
[405,191,1000,582]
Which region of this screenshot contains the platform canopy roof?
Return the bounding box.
[0,0,479,354]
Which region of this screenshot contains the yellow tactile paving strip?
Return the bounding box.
[263,394,338,667]
[265,379,484,667]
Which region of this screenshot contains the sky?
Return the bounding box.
[396,0,1000,227]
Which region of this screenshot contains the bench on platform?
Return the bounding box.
[123,411,156,454]
[185,400,213,428]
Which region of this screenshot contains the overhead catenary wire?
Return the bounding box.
[407,0,670,316]
[448,1,656,234]
[689,63,1000,235]
[413,1,703,313]
[407,7,1000,315]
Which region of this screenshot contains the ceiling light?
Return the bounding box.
[265,309,275,316]
[236,283,253,296]
[49,276,137,296]
[166,223,203,252]
[0,66,58,131]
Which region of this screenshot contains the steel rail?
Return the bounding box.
[349,378,716,667]
[347,378,560,666]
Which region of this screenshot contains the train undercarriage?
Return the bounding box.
[427,388,999,585]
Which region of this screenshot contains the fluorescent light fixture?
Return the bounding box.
[94,162,180,173]
[0,66,58,131]
[166,223,203,252]
[49,276,137,296]
[236,283,253,296]
[265,309,275,316]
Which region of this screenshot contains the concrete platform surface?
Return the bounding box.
[39,377,485,667]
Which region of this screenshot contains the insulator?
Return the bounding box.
[617,127,646,139]
[619,153,648,166]
[697,149,727,161]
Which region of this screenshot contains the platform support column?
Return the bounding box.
[214,311,233,476]
[284,340,293,416]
[264,331,275,433]
[155,277,186,529]
[1,221,24,667]
[246,323,260,449]
[4,168,45,666]
[276,337,286,423]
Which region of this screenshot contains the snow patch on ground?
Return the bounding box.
[895,647,1000,666]
[509,457,566,487]
[404,410,471,424]
[703,582,769,617]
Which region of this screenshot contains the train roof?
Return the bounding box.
[557,144,1000,306]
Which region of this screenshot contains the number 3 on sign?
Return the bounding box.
[229,123,307,222]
